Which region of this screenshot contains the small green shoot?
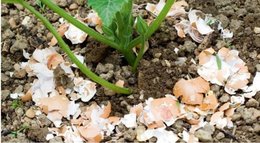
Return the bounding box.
[36,0,45,12]
[225,40,234,49]
[10,124,29,138]
[176,100,180,108]
[215,54,222,70]
[11,99,23,109]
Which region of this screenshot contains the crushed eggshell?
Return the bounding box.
[146,0,188,17]
[140,95,180,127]
[71,54,84,68]
[38,94,79,127]
[121,113,137,128]
[198,48,250,94]
[47,53,64,69]
[218,22,233,38]
[70,102,119,141]
[49,23,69,46]
[199,91,219,111]
[22,49,30,59]
[64,23,88,44]
[230,95,245,106]
[10,93,24,99]
[174,10,214,43]
[137,128,179,143]
[183,130,199,143]
[241,72,260,98]
[48,125,84,143]
[210,111,233,129]
[78,124,103,142]
[173,77,210,105]
[60,62,74,77]
[85,11,102,33]
[73,77,96,102]
[196,18,214,35]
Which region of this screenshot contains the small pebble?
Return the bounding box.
[161,60,171,67]
[96,63,114,74]
[14,69,27,79]
[215,132,225,140]
[15,108,24,117]
[104,88,116,96]
[21,16,31,26]
[69,3,78,10]
[241,108,260,124]
[246,98,259,107]
[8,18,17,28]
[211,85,220,93]
[257,54,260,60]
[124,129,136,141]
[1,73,9,82]
[253,123,260,133]
[1,90,10,100]
[256,64,260,72]
[219,93,230,103]
[254,27,260,34]
[152,58,159,63]
[10,38,28,53]
[195,129,213,142]
[122,66,131,78]
[154,53,162,58]
[26,108,35,118]
[231,113,241,121]
[128,77,136,85]
[14,85,23,93]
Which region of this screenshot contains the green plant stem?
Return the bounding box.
[18,0,131,94]
[40,0,137,66]
[128,0,175,49]
[120,48,136,66]
[40,0,120,50]
[132,37,145,72]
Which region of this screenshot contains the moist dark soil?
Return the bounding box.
[1,0,260,142]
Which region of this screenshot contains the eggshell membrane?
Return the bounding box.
[150,97,180,121]
[47,53,64,69]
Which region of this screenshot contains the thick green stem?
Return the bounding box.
[18,0,131,94]
[120,48,136,66]
[40,0,121,51]
[128,0,175,49]
[132,36,145,72]
[41,0,136,66]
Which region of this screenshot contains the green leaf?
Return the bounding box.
[136,16,148,35]
[88,0,128,27]
[102,25,116,41]
[2,0,20,4]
